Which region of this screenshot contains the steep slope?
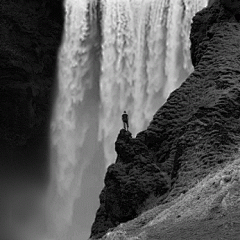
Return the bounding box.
[90,1,240,239]
[102,156,240,240]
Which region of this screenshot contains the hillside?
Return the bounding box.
[90,1,240,239]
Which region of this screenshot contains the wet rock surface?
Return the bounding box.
[90,1,240,239]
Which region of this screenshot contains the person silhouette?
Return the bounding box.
[122,111,129,131]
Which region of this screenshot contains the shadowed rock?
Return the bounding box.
[90,129,171,239]
[0,0,63,147]
[0,0,64,184]
[0,1,64,239]
[221,0,240,14]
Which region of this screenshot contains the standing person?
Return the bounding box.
[122,111,129,131]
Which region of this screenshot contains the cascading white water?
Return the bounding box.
[99,0,209,166]
[47,0,102,239]
[48,0,209,239]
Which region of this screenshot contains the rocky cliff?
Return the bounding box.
[0,0,64,183]
[90,1,240,239]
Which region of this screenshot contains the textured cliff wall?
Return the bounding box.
[90,1,240,239]
[0,0,64,183]
[0,1,64,239]
[220,0,240,15]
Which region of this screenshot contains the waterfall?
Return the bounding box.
[48,0,101,238]
[98,0,208,166]
[48,0,209,239]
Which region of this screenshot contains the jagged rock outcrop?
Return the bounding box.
[90,1,240,239]
[90,129,171,239]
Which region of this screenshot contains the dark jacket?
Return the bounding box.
[122,113,128,122]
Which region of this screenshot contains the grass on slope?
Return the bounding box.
[102,153,240,240]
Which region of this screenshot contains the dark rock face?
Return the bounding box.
[220,0,240,15]
[90,2,240,239]
[90,130,171,239]
[0,0,64,183]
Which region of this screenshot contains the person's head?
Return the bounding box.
[124,111,126,113]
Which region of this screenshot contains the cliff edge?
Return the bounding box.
[90,1,240,239]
